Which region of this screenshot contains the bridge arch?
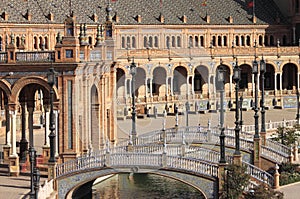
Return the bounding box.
[58,168,216,199]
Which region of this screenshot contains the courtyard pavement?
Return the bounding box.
[0,108,299,198]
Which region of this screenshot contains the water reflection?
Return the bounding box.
[92,173,205,199]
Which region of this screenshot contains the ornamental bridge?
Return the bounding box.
[47,120,298,199]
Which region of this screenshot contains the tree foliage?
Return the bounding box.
[221,164,250,199]
[271,124,300,146]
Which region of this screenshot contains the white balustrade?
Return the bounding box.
[243,162,274,186]
[39,179,54,199]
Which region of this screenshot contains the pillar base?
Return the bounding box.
[233,154,242,166]
[260,132,266,146]
[253,137,261,168]
[127,143,133,152]
[218,163,227,197]
[9,155,19,176]
[42,146,50,164]
[3,145,11,164]
[48,162,57,181]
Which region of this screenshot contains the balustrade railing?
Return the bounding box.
[110,153,162,167]
[16,51,55,62]
[261,145,290,163]
[0,52,7,63]
[243,162,274,187]
[167,156,219,177]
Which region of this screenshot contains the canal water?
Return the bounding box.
[91,173,205,199]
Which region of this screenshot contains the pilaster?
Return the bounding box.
[253,137,261,168]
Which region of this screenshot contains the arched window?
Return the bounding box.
[154,36,158,48]
[144,36,148,48]
[200,36,204,47]
[45,37,49,49]
[121,36,125,48]
[127,36,131,48]
[149,36,153,47]
[88,36,92,46]
[16,36,20,48]
[259,35,263,46]
[235,36,239,46]
[34,36,38,49]
[189,36,193,47]
[172,36,176,47]
[223,36,227,46]
[246,35,251,46]
[166,36,170,48]
[212,36,216,46]
[132,36,136,48]
[218,36,222,46]
[195,36,199,47]
[177,36,181,47]
[0,37,2,51]
[241,35,245,46]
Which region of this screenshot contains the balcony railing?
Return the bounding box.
[16,51,55,63]
[0,52,7,63]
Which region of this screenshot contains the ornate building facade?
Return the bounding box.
[0,0,298,175]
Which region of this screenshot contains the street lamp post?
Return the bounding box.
[33,167,40,199]
[296,89,300,125]
[252,60,259,138]
[218,65,226,164]
[162,110,167,153]
[47,67,56,163]
[185,101,190,127]
[175,105,178,128]
[240,96,243,128]
[29,147,35,199]
[130,59,137,145]
[260,58,266,143]
[233,60,241,160]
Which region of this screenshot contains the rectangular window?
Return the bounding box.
[68,80,73,149]
[66,49,73,58]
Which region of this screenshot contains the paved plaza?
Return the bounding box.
[0,108,299,198]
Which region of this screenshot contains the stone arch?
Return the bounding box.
[215,64,231,91]
[282,63,298,90]
[59,168,215,199]
[135,67,146,98]
[116,68,126,98]
[152,66,167,96]
[10,76,59,104]
[239,64,252,90]
[262,62,276,90]
[173,66,188,95]
[0,80,12,97]
[90,84,101,150]
[194,65,209,93]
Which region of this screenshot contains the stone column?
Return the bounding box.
[218,163,227,197]
[3,104,11,164]
[253,137,261,168]
[165,77,169,96]
[42,105,50,163]
[19,102,28,163]
[170,77,174,96]
[252,74,255,96]
[149,78,153,97]
[27,106,34,147]
[9,110,19,176]
[274,73,278,95]
[55,110,59,157]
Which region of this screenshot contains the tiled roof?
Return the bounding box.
[0,0,288,25]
